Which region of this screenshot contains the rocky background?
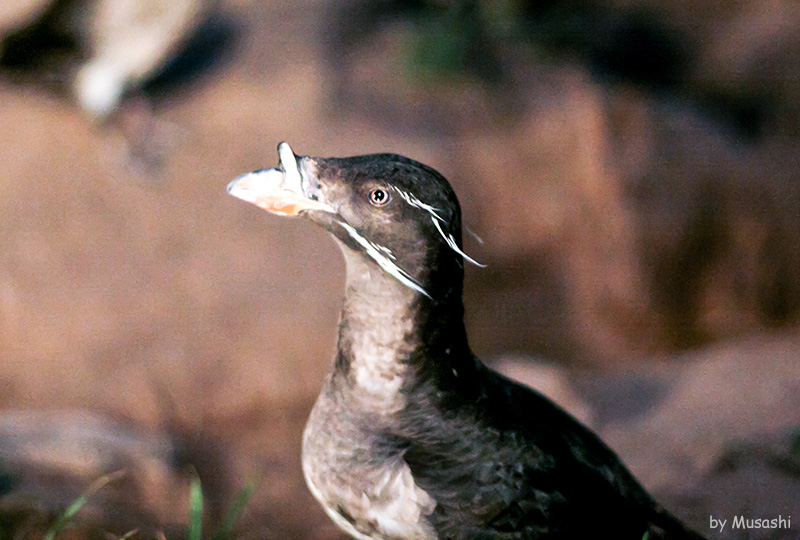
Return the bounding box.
[0,0,798,538]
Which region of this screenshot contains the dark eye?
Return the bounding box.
[368,188,391,206]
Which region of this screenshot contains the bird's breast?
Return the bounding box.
[302,393,438,540]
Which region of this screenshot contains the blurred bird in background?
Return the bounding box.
[0,0,233,174]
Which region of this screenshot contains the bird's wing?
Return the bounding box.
[401,364,657,539]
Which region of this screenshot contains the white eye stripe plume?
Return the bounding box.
[394,188,445,222]
[464,225,484,245]
[338,222,431,298]
[392,187,486,268]
[431,218,486,268]
[374,243,396,260]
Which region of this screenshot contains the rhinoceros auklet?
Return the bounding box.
[226,143,706,540]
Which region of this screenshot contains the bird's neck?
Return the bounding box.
[330,248,468,414]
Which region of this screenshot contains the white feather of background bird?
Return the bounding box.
[74,0,213,118]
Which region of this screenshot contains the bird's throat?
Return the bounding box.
[331,247,468,414]
[332,249,422,413]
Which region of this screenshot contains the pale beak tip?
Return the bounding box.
[226,178,239,194]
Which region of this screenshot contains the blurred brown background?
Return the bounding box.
[0,0,799,538]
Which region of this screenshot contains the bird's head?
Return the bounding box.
[227,142,482,299]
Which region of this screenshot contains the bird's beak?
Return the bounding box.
[227,142,334,216]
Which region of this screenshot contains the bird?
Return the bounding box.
[0,0,224,174]
[226,142,707,540]
[0,0,215,120]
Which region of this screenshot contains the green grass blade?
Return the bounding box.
[43,471,125,540]
[43,493,89,540]
[211,479,259,540]
[188,475,203,540]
